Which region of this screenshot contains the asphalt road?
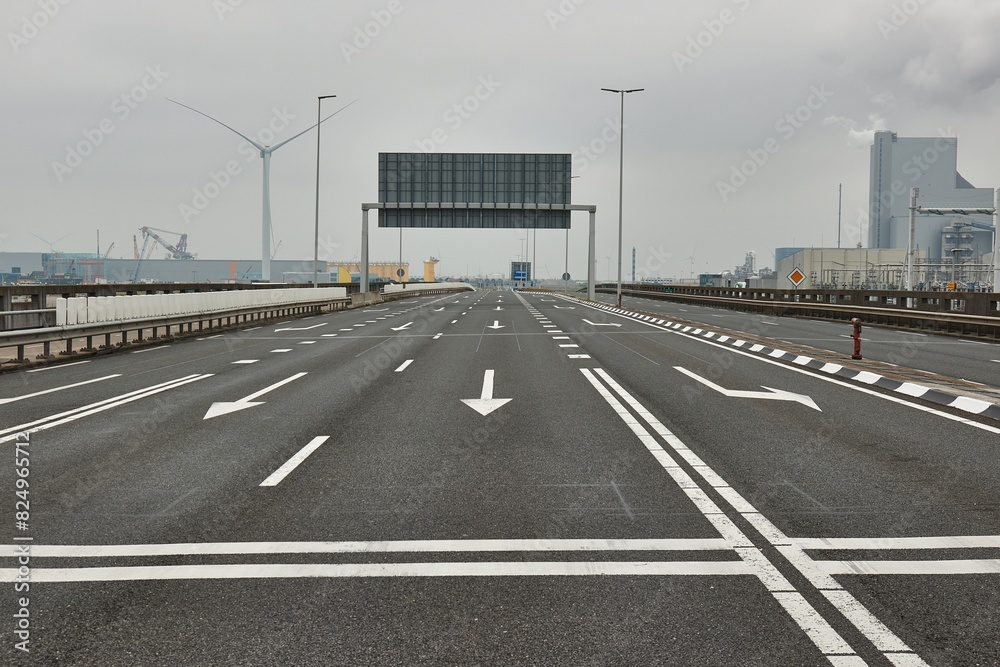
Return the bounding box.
[1,289,998,666]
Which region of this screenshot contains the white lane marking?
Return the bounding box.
[818,560,1000,576]
[26,360,92,372]
[259,436,330,487]
[270,349,292,353]
[339,329,353,332]
[0,561,752,583]
[550,330,564,333]
[992,360,1000,364]
[203,372,308,420]
[231,360,259,365]
[584,368,915,664]
[571,297,1000,435]
[553,336,571,340]
[0,375,213,444]
[395,360,414,372]
[821,590,914,653]
[948,396,992,414]
[196,334,223,340]
[130,345,170,354]
[274,323,328,333]
[772,592,855,656]
[543,325,557,328]
[760,322,779,326]
[794,535,1000,550]
[559,344,579,348]
[354,323,366,327]
[321,334,338,338]
[959,340,992,345]
[242,326,262,332]
[451,320,458,324]
[298,341,316,345]
[896,331,927,337]
[461,369,512,416]
[674,367,820,411]
[0,374,120,406]
[433,333,442,340]
[9,538,732,558]
[568,354,591,359]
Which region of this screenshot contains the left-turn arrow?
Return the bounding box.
[203,372,308,420]
[674,367,821,411]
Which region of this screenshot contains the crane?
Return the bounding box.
[138,226,195,260]
[131,233,155,282]
[103,242,115,259]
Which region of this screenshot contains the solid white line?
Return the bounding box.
[130,345,170,354]
[243,373,308,403]
[26,360,92,372]
[0,561,752,583]
[772,592,854,655]
[583,366,919,663]
[395,360,413,372]
[259,436,330,487]
[0,374,213,443]
[793,535,1000,550]
[896,332,927,337]
[11,538,733,558]
[821,590,915,652]
[818,559,1000,576]
[0,374,120,406]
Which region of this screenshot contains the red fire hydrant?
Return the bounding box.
[850,318,862,360]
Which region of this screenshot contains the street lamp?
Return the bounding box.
[314,94,337,287]
[602,87,644,307]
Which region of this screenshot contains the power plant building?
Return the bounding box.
[868,131,994,261]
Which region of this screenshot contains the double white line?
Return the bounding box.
[581,367,928,667]
[0,374,214,444]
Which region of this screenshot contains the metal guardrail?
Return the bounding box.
[0,284,475,367]
[600,284,1000,340]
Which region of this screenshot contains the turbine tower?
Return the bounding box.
[168,98,354,282]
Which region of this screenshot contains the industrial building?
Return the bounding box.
[868,131,994,262]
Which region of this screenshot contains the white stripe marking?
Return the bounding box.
[772,592,855,656]
[395,360,413,372]
[793,535,1000,550]
[0,374,120,406]
[26,360,91,372]
[567,355,591,359]
[130,345,170,354]
[231,360,259,365]
[270,349,292,353]
[0,561,751,583]
[559,344,579,348]
[818,560,1000,576]
[259,436,330,487]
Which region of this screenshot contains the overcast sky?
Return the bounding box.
[3,0,999,281]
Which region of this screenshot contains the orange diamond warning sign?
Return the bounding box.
[787,267,806,286]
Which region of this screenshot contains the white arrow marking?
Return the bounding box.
[274,323,328,333]
[461,370,513,416]
[203,372,308,420]
[0,374,121,406]
[391,322,414,331]
[582,319,622,327]
[674,367,821,411]
[487,321,505,330]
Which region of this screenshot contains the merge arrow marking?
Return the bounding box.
[274,323,328,333]
[582,319,621,327]
[461,369,513,416]
[203,372,308,420]
[487,321,505,330]
[391,321,414,331]
[674,367,821,411]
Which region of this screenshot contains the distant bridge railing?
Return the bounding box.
[596,283,1000,339]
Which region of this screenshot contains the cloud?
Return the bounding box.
[823,113,888,148]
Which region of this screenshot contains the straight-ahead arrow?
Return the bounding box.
[582,319,621,327]
[493,306,504,311]
[461,369,512,416]
[391,322,414,331]
[487,321,505,330]
[203,372,308,420]
[674,367,821,411]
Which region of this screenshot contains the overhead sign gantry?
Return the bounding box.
[361,153,597,299]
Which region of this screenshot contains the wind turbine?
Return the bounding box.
[168,98,355,282]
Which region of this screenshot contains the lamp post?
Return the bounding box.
[602,87,644,307]
[313,94,337,287]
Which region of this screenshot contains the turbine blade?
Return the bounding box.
[268,99,359,152]
[166,98,265,152]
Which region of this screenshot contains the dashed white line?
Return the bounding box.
[259,436,330,487]
[395,360,414,372]
[270,349,292,353]
[130,345,170,354]
[232,360,259,365]
[559,344,579,348]
[298,341,316,345]
[25,360,91,372]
